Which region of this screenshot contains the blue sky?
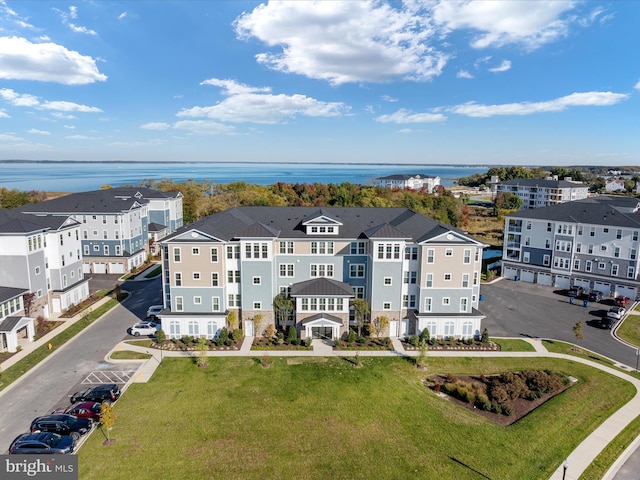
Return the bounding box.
[0,0,638,166]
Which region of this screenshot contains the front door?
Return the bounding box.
[311,326,332,339]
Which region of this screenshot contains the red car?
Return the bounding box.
[53,402,102,422]
[615,296,631,307]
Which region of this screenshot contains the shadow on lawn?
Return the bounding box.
[448,456,491,479]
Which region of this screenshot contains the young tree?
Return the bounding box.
[227,310,238,331]
[253,314,265,337]
[196,337,208,368]
[481,328,489,343]
[273,293,294,329]
[353,298,370,337]
[155,328,166,345]
[377,315,390,338]
[573,321,584,352]
[265,323,276,339]
[100,402,116,445]
[416,339,428,370]
[22,292,36,317]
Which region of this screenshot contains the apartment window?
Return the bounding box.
[211,272,219,286]
[585,261,592,272]
[175,272,182,286]
[524,237,531,246]
[603,228,609,234]
[194,296,202,305]
[83,230,88,239]
[634,231,639,242]
[103,231,108,240]
[460,298,468,312]
[425,273,433,288]
[616,229,623,239]
[475,249,480,261]
[576,243,581,253]
[601,245,607,252]
[175,297,183,312]
[188,320,199,336]
[353,286,365,299]
[588,244,594,254]
[554,258,570,269]
[474,271,479,285]
[192,247,200,255]
[442,297,450,306]
[227,245,239,259]
[311,264,333,278]
[424,298,432,312]
[463,249,471,264]
[590,227,595,237]
[280,241,294,254]
[383,302,391,310]
[210,248,218,262]
[444,273,452,281]
[598,262,606,270]
[115,245,121,255]
[59,234,63,246]
[627,266,635,279]
[547,222,552,232]
[61,255,65,267]
[102,215,107,224]
[350,264,365,278]
[445,249,453,257]
[611,264,619,276]
[227,271,240,283]
[404,246,418,260]
[279,264,294,277]
[384,277,392,286]
[614,247,620,258]
[253,302,262,310]
[427,249,435,263]
[93,245,99,252]
[193,272,201,280]
[574,259,580,270]
[462,274,469,288]
[212,297,220,311]
[253,276,261,285]
[526,221,532,230]
[173,247,181,262]
[351,242,366,255]
[577,226,583,235]
[114,231,119,240]
[311,241,334,255]
[523,252,530,263]
[92,230,98,237]
[103,246,109,255]
[631,249,637,260]
[35,266,41,275]
[444,321,455,338]
[228,294,241,307]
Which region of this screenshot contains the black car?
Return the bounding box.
[588,290,603,302]
[9,432,75,454]
[598,317,616,330]
[70,384,121,404]
[30,414,92,440]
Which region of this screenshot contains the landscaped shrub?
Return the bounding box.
[409,335,419,347]
[481,328,489,343]
[356,336,366,345]
[419,328,430,343]
[475,393,491,411]
[181,335,194,345]
[218,327,229,344]
[287,325,297,343]
[305,337,312,347]
[231,329,243,343]
[347,329,356,343]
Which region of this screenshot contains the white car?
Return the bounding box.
[146,305,164,319]
[607,306,625,320]
[128,322,159,337]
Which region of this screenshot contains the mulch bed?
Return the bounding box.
[151,341,241,351]
[424,373,574,426]
[403,340,500,351]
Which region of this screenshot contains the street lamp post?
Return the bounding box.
[562,460,568,480]
[636,348,639,373]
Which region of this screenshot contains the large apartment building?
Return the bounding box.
[502,196,640,300]
[373,174,441,192]
[158,206,487,341]
[19,187,183,274]
[492,177,589,209]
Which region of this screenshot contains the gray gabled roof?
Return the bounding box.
[107,186,182,200]
[17,191,143,215]
[0,286,28,303]
[0,316,34,333]
[290,278,354,297]
[161,206,483,246]
[498,178,587,188]
[507,196,640,228]
[300,313,343,325]
[148,222,167,232]
[364,223,411,239]
[376,174,436,180]
[235,222,280,238]
[0,216,48,234]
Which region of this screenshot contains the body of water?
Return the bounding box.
[0,161,490,192]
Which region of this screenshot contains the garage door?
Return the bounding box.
[312,327,333,339]
[93,263,106,274]
[83,263,91,274]
[503,267,517,280]
[615,285,637,300]
[594,281,611,296]
[537,273,552,286]
[109,263,125,274]
[520,270,535,283]
[554,275,570,289]
[574,278,590,291]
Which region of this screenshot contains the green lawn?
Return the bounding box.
[616,313,640,347]
[490,338,536,352]
[79,357,635,480]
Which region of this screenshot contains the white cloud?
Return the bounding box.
[0,110,9,118]
[488,60,511,73]
[634,80,640,90]
[51,112,76,120]
[118,12,128,20]
[64,134,101,140]
[381,95,398,103]
[173,120,236,135]
[431,0,577,50]
[0,0,34,29]
[140,122,170,131]
[450,91,628,117]
[0,37,106,84]
[0,133,24,142]
[55,6,97,36]
[235,1,448,85]
[375,108,446,124]
[398,128,413,134]
[457,70,473,79]
[27,128,50,135]
[63,125,75,129]
[179,78,347,124]
[0,88,102,113]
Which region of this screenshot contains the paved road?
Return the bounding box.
[479,279,639,369]
[0,276,163,453]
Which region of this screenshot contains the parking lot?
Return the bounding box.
[479,278,639,369]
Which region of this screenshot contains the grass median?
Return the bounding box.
[79,356,634,480]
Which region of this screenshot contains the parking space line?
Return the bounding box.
[81,370,136,385]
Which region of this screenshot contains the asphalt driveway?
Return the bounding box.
[479,278,639,369]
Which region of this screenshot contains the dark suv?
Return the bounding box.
[588,290,603,302]
[70,384,121,404]
[568,286,585,298]
[30,414,92,440]
[9,432,75,454]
